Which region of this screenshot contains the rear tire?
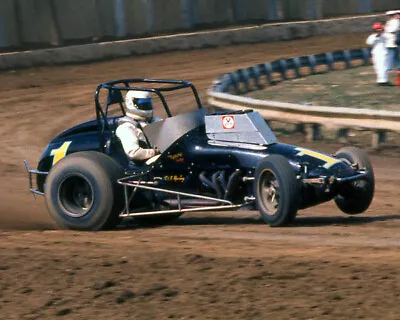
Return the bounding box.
[254,155,300,227]
[44,151,124,231]
[334,147,374,215]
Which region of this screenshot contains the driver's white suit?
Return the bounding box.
[116,114,161,161]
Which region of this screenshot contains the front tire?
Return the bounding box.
[254,155,300,227]
[334,147,374,215]
[44,151,124,231]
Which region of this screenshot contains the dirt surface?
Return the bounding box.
[1,34,400,319]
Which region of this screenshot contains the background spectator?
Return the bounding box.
[366,22,391,86]
[384,10,400,70]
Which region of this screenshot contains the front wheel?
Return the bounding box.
[254,155,300,227]
[334,147,374,215]
[44,151,124,231]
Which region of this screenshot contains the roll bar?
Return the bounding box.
[93,78,204,152]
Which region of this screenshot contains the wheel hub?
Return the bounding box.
[59,175,94,218]
[259,170,280,216]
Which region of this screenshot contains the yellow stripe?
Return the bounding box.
[295,147,340,169]
[50,141,72,165]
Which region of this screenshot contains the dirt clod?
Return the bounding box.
[55,308,72,316]
[116,290,135,304]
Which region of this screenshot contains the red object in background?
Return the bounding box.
[372,22,384,30]
[396,70,400,87]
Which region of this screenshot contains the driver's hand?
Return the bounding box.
[146,154,161,165]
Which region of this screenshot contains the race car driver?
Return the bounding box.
[116,90,161,161]
[384,10,400,70]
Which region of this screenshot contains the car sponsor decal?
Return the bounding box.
[222,115,235,129]
[50,141,72,166]
[295,147,340,169]
[164,175,186,183]
[167,152,184,163]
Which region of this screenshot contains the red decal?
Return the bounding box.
[222,115,235,129]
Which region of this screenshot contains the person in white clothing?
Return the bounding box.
[384,10,400,70]
[116,90,161,161]
[366,22,391,86]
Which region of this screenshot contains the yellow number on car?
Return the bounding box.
[51,141,72,165]
[295,147,340,169]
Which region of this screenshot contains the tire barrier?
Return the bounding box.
[208,48,400,149]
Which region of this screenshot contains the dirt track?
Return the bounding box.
[1,34,400,319]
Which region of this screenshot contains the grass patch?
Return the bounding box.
[247,66,400,111]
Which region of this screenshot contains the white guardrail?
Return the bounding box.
[207,48,400,149]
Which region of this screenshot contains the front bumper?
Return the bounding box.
[23,160,48,197]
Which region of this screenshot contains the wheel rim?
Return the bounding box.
[58,175,94,218]
[258,169,280,216]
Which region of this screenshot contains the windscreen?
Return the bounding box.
[143,108,207,152]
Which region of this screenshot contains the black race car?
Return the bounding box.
[24,79,374,230]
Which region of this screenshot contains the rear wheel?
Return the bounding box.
[44,151,124,230]
[334,147,374,215]
[254,155,300,227]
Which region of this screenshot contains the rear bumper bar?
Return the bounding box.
[23,160,48,197]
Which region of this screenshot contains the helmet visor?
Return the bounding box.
[134,98,153,111]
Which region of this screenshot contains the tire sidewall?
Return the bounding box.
[335,147,374,189]
[334,147,374,214]
[254,155,299,226]
[45,153,117,230]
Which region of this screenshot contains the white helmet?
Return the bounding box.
[125,90,153,119]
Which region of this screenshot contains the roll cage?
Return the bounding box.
[94,78,204,152]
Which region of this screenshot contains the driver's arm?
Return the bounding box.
[116,123,158,161]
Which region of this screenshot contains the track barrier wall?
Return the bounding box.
[208,47,400,148]
[0,0,19,49]
[53,0,101,42]
[0,0,399,51]
[0,15,386,71]
[232,0,271,22]
[18,0,59,46]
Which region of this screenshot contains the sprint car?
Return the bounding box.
[24,78,374,230]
